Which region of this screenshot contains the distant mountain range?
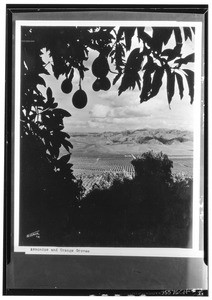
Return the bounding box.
[68,128,193,157]
[101,128,193,145]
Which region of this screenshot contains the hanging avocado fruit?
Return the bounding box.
[92,77,111,92]
[92,54,111,92]
[92,54,109,78]
[61,78,73,94]
[99,77,111,91]
[72,89,87,109]
[61,68,74,94]
[92,79,101,92]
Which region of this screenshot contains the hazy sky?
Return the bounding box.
[40,27,195,133]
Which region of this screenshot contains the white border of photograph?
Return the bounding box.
[14,20,203,257]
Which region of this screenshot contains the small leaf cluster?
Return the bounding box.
[131,151,173,184]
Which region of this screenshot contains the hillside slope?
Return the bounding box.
[68,128,193,157]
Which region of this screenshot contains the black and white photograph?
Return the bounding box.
[13,19,204,257]
[3,5,208,295]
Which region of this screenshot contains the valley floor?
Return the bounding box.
[71,153,193,195]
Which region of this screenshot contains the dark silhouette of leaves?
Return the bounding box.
[143,55,156,73]
[112,43,125,73]
[162,44,182,61]
[116,27,125,41]
[183,27,192,41]
[46,87,53,99]
[124,27,136,51]
[112,73,122,85]
[22,73,46,91]
[151,27,163,52]
[24,26,195,106]
[139,66,164,102]
[61,139,73,152]
[23,25,195,107]
[37,75,46,87]
[137,27,145,41]
[175,53,194,66]
[139,56,160,103]
[118,71,139,95]
[174,27,183,45]
[52,58,68,79]
[58,131,71,141]
[33,93,46,105]
[116,27,136,51]
[137,28,152,46]
[183,69,194,104]
[53,108,71,118]
[58,153,71,165]
[118,48,143,94]
[151,27,173,52]
[45,87,56,108]
[135,73,141,90]
[50,145,60,158]
[175,72,184,99]
[172,27,183,57]
[140,70,152,103]
[162,28,174,46]
[149,67,165,98]
[33,96,45,107]
[166,67,175,104]
[162,48,176,60]
[125,48,143,72]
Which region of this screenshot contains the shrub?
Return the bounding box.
[131,150,173,184]
[92,170,133,191]
[65,151,193,248]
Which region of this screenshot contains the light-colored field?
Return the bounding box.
[60,129,193,194]
[71,154,193,194]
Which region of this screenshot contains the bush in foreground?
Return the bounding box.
[64,151,193,248]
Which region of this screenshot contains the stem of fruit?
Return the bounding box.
[79,76,82,89]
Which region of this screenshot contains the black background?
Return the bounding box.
[4,5,208,296]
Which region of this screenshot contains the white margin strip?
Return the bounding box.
[192,23,202,251]
[14,21,21,250]
[14,245,204,258]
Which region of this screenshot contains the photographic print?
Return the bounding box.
[14,19,204,256]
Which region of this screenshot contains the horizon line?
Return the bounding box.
[67,127,194,134]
